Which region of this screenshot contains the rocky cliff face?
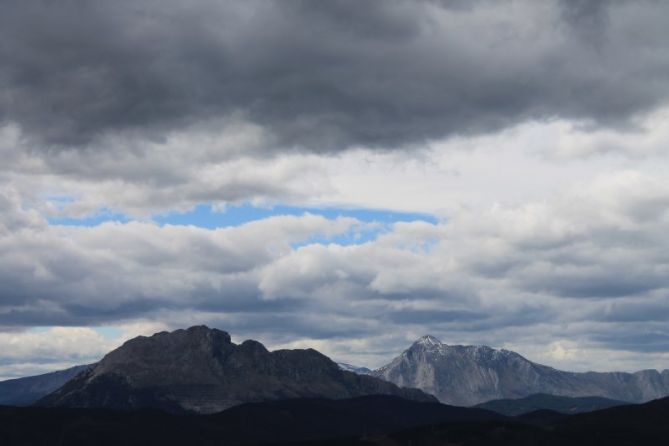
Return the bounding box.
[38,326,435,413]
[374,335,669,406]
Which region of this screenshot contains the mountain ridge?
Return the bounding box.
[336,363,372,375]
[475,393,628,416]
[373,335,669,406]
[37,326,435,413]
[5,330,669,411]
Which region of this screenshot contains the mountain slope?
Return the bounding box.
[0,364,93,406]
[7,395,669,445]
[550,395,669,445]
[374,335,669,406]
[327,397,669,446]
[38,326,434,413]
[0,395,506,446]
[475,393,628,416]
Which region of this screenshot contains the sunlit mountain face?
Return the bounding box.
[374,336,669,406]
[2,0,669,384]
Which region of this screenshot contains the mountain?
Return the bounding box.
[475,393,628,416]
[37,326,435,413]
[0,395,506,446]
[373,335,669,406]
[548,395,669,445]
[336,363,372,375]
[0,364,93,406]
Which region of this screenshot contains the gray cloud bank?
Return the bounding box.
[2,0,669,152]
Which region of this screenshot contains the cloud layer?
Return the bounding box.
[2,0,669,151]
[2,171,668,374]
[2,0,669,218]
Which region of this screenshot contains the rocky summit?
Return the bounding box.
[374,335,669,406]
[38,326,435,413]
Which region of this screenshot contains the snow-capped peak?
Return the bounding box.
[415,335,442,347]
[337,362,373,375]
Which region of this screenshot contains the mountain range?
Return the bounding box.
[373,335,669,406]
[37,326,433,413]
[2,327,669,413]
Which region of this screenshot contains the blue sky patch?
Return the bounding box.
[46,202,438,245]
[153,203,439,228]
[29,326,123,340]
[94,326,124,340]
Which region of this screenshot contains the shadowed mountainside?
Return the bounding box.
[0,395,504,446]
[475,393,628,416]
[282,396,669,445]
[0,364,93,406]
[2,395,669,445]
[38,326,434,413]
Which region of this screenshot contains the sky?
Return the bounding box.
[1,0,669,380]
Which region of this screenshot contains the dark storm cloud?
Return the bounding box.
[523,272,664,299]
[591,329,669,353]
[593,300,669,323]
[558,0,612,33]
[2,0,669,152]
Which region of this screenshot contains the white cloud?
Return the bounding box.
[2,168,668,374]
[0,321,173,380]
[0,327,110,380]
[1,100,668,221]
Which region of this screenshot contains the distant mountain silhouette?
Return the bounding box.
[0,365,93,406]
[336,363,372,375]
[475,393,628,416]
[37,326,434,413]
[374,335,669,406]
